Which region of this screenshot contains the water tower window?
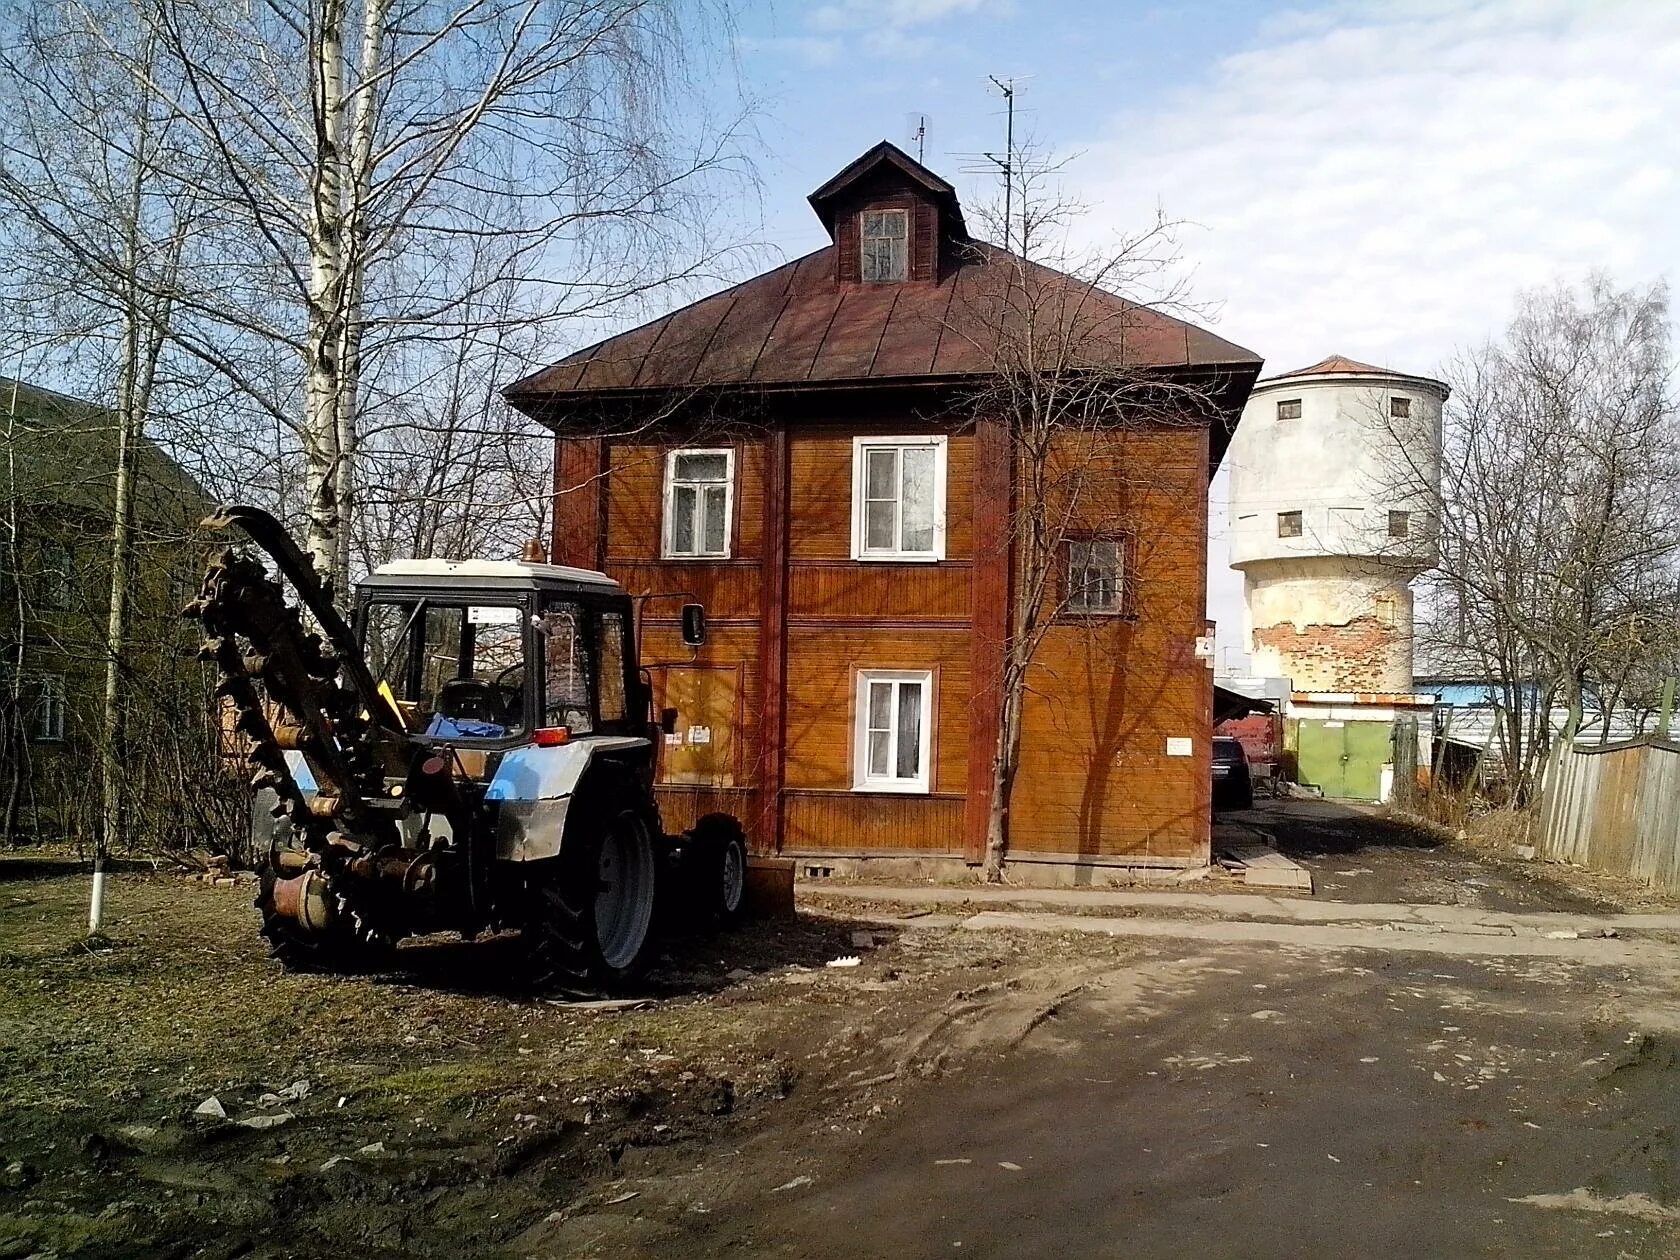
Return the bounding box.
[1388,510,1410,538]
[860,209,908,283]
[1375,594,1397,627]
[1277,511,1303,538]
[1276,399,1302,421]
[1390,396,1411,419]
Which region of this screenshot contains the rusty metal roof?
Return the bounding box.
[505,241,1260,403]
[1260,353,1448,396]
[504,143,1261,417]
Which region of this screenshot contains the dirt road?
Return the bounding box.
[5,814,1680,1259]
[545,934,1680,1259]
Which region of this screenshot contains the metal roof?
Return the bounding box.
[502,145,1261,413]
[361,558,619,591]
[1259,353,1449,397]
[505,242,1261,405]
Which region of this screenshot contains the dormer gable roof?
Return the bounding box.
[807,139,969,243]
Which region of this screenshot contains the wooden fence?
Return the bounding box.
[1538,738,1680,890]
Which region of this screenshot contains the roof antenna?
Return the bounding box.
[911,112,927,164]
[984,76,1015,253]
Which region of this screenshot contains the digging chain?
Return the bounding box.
[184,547,392,945]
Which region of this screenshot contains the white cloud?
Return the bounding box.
[1063,0,1680,663]
[1074,0,1680,373]
[810,0,1008,32]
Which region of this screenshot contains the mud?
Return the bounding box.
[0,871,1107,1259]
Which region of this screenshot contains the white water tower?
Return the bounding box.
[1228,355,1447,694]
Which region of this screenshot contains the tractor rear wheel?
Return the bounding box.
[524,796,659,991]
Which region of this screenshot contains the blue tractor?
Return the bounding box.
[185,506,748,988]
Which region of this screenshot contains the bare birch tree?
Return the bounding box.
[85,0,752,599]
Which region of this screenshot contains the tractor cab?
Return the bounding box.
[354,558,650,755]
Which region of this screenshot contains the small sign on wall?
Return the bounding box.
[1166,736,1193,757]
[687,725,712,746]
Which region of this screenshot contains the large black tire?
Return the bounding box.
[524,786,660,991]
[254,860,390,974]
[692,813,749,928]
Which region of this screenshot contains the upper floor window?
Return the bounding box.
[851,436,947,562]
[1388,509,1411,538]
[39,539,73,610]
[860,209,908,283]
[663,449,733,559]
[1064,536,1128,615]
[853,668,932,793]
[32,673,66,742]
[1390,396,1411,419]
[1277,510,1303,538]
[1276,399,1302,421]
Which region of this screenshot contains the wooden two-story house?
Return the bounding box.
[504,142,1261,877]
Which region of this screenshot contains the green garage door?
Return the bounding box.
[1295,719,1390,801]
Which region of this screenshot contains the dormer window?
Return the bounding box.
[860,209,908,282]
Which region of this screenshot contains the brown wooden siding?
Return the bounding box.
[788,426,972,561]
[787,562,970,623]
[574,410,1212,864]
[1008,427,1213,860]
[604,438,765,563]
[654,785,758,841]
[782,791,966,854]
[782,625,970,796]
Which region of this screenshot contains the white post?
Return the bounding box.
[88,856,107,934]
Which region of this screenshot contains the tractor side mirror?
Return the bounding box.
[660,707,679,735]
[680,603,706,647]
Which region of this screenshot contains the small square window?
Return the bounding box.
[1388,510,1410,539]
[1374,594,1398,628]
[860,209,908,283]
[1064,537,1126,615]
[663,449,733,558]
[853,669,932,793]
[1390,396,1411,419]
[851,437,947,561]
[1276,399,1302,421]
[1277,511,1303,538]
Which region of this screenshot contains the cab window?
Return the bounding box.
[540,601,594,735]
[598,610,630,724]
[363,600,527,739]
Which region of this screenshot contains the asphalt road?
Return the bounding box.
[555,934,1680,1259]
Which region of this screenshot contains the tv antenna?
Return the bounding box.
[984,75,1015,253]
[906,112,929,164]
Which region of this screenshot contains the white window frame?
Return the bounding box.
[33,673,66,742]
[852,668,934,794]
[661,448,735,560]
[849,436,948,562]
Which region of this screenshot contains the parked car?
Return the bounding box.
[1212,736,1254,810]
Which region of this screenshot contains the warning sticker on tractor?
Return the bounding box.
[467,605,519,625]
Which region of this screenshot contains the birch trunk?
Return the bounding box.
[304,0,349,595]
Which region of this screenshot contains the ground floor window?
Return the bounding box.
[853,669,932,793]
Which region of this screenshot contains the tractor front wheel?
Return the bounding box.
[691,813,749,928]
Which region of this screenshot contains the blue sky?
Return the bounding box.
[726,0,1680,666]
